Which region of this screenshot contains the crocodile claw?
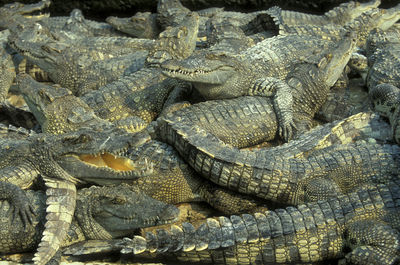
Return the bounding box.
[9,191,36,230]
[279,120,297,142]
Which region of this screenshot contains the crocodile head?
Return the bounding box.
[8,23,68,72]
[161,50,238,84]
[147,11,200,65]
[36,125,153,184]
[17,73,101,134]
[345,5,400,46]
[322,31,358,87]
[325,0,381,22]
[0,0,50,30]
[106,12,159,39]
[161,49,250,99]
[376,3,400,30]
[76,184,180,239]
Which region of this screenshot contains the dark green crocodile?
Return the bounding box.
[118,180,400,265]
[0,183,179,256]
[0,124,152,265]
[162,31,357,141]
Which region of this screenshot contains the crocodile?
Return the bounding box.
[162,31,357,141]
[0,28,51,104]
[118,180,400,265]
[8,11,199,96]
[106,11,161,39]
[41,8,127,38]
[14,73,270,215]
[106,0,221,40]
[0,0,50,30]
[0,183,179,255]
[0,125,153,265]
[369,83,400,144]
[267,0,380,27]
[365,27,400,90]
[9,0,397,18]
[276,4,400,48]
[157,102,400,205]
[14,68,399,214]
[7,23,153,96]
[15,13,197,132]
[77,12,199,128]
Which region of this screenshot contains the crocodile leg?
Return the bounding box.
[0,180,35,228]
[250,77,295,141]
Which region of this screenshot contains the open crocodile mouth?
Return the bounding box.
[23,8,50,19]
[75,152,139,171]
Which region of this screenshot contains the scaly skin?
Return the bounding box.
[41,8,125,38]
[0,125,152,265]
[9,12,198,97]
[0,29,50,104]
[80,12,199,127]
[364,27,400,144]
[267,0,380,27]
[0,0,50,30]
[155,89,389,149]
[162,32,357,141]
[8,23,151,96]
[113,140,271,216]
[278,4,400,48]
[10,0,394,17]
[370,83,400,144]
[106,12,161,39]
[0,184,179,254]
[106,0,265,44]
[158,107,399,205]
[119,181,400,265]
[365,27,400,90]
[15,73,271,215]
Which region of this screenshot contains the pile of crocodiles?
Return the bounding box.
[0,0,399,264]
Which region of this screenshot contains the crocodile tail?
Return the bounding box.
[121,211,319,263]
[33,179,76,265]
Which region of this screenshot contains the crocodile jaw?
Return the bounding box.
[77,153,138,171]
[349,0,381,19]
[377,3,400,31]
[162,66,235,84]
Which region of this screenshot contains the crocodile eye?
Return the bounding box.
[112,196,127,204]
[62,133,92,144]
[76,133,92,143]
[38,89,54,102]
